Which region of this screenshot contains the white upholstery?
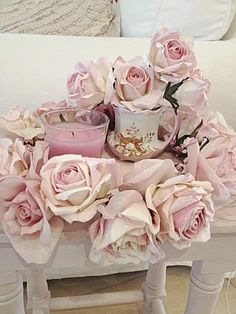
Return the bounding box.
[119,0,236,40]
[0,34,235,123]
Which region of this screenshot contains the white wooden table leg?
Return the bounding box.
[26,269,50,314]
[184,260,225,314]
[143,261,166,314]
[0,270,25,314]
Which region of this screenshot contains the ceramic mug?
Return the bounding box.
[107,105,179,161]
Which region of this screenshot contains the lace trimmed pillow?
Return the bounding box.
[0,0,120,37]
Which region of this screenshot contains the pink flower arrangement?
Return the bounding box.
[0,28,234,266]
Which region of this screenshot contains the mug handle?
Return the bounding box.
[156,107,179,157]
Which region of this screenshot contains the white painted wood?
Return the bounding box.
[26,269,50,314]
[184,261,225,314]
[0,271,25,314]
[49,290,143,311]
[143,262,166,314]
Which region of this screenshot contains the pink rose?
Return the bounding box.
[175,69,210,112]
[0,107,42,141]
[149,28,197,82]
[0,138,29,176]
[0,176,63,264]
[36,100,67,116]
[197,111,236,142]
[40,155,122,223]
[145,173,214,248]
[0,138,49,179]
[112,57,163,111]
[121,159,177,196]
[89,190,164,266]
[67,58,113,109]
[185,137,236,210]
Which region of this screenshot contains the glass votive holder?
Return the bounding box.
[40,108,109,158]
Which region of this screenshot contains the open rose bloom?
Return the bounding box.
[149,28,197,82]
[89,190,164,265]
[67,58,113,109]
[112,56,163,112]
[145,174,215,248]
[40,155,122,223]
[0,176,63,264]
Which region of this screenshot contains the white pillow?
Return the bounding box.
[119,0,236,40]
[0,0,120,37]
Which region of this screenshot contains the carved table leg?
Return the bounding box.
[184,260,225,314]
[0,270,25,314]
[143,261,167,314]
[26,269,50,314]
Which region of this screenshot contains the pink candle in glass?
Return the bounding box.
[40,109,109,158]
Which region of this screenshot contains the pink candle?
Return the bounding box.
[45,122,106,158]
[40,109,109,158]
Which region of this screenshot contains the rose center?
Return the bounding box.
[165,40,186,60]
[126,67,146,86]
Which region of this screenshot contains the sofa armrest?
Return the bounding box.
[222,10,236,40]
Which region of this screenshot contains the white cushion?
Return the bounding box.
[119,0,236,40]
[0,0,120,37]
[0,34,236,126]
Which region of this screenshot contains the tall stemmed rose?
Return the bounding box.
[149,28,196,82]
[112,56,164,112]
[148,29,210,144]
[67,57,113,110]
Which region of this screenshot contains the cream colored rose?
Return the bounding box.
[146,174,214,248]
[149,28,197,82]
[0,107,42,140]
[112,57,163,112]
[89,190,164,266]
[67,58,113,109]
[40,155,122,223]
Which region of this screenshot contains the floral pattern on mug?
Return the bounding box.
[145,173,214,248]
[149,28,197,82]
[0,107,43,141]
[89,190,164,266]
[112,56,163,111]
[0,176,63,264]
[67,57,113,109]
[40,155,122,223]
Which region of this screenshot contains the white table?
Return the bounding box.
[0,34,236,314]
[0,213,236,314]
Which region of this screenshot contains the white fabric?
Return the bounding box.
[119,0,236,40]
[0,34,235,125]
[0,0,120,37]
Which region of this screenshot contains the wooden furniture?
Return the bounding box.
[0,214,236,313]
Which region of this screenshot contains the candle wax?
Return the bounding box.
[45,122,106,158]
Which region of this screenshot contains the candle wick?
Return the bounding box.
[71,131,75,137]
